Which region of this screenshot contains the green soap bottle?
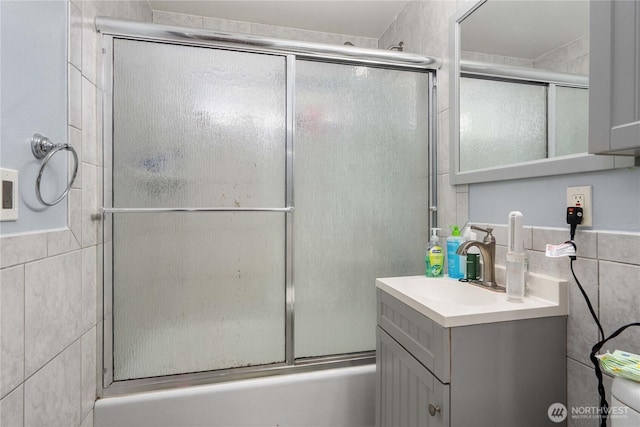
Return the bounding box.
[426,228,444,277]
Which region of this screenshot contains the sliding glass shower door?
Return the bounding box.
[293,61,429,358]
[110,39,287,380]
[106,36,431,385]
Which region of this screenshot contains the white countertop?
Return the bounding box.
[376,268,568,328]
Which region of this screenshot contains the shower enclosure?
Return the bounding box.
[98,18,439,395]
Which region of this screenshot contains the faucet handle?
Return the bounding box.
[470,225,495,244]
[471,225,493,234]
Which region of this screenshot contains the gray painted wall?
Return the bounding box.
[0,1,68,234]
[469,164,640,231]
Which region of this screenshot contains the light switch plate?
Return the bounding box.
[0,168,19,221]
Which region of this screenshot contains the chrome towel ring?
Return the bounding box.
[31,133,78,206]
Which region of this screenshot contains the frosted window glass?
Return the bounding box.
[555,86,588,157]
[459,77,547,172]
[112,39,286,208]
[113,213,285,380]
[294,61,429,358]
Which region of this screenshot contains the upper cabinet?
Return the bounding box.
[589,0,640,156]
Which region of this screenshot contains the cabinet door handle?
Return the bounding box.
[428,404,441,416]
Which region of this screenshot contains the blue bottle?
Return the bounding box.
[447,225,466,279]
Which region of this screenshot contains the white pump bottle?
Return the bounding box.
[506,211,528,302]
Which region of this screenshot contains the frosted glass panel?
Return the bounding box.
[112,39,286,208]
[113,213,285,380]
[111,40,287,380]
[555,86,588,157]
[460,77,547,171]
[294,61,429,358]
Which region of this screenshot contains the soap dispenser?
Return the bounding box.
[447,225,466,279]
[506,211,529,302]
[426,228,444,277]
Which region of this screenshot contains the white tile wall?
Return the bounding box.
[0,265,24,398]
[0,2,152,426]
[24,251,82,378]
[534,35,590,76]
[1,385,23,427]
[24,341,82,427]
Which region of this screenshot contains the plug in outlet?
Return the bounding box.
[567,186,592,227]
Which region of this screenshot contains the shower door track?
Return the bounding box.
[98,17,440,397]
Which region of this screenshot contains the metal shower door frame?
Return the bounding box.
[98,18,439,397]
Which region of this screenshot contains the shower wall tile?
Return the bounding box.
[0,265,24,398]
[81,411,94,427]
[82,163,98,247]
[568,55,589,76]
[437,63,450,113]
[395,1,422,54]
[24,251,82,377]
[536,252,599,365]
[81,327,97,422]
[532,227,597,259]
[47,228,81,257]
[597,231,640,265]
[82,77,97,166]
[69,65,82,129]
[533,35,589,76]
[153,10,203,28]
[568,35,589,62]
[70,125,83,189]
[438,110,450,175]
[69,1,82,69]
[567,358,599,427]
[456,191,468,228]
[82,246,98,333]
[202,17,252,34]
[436,173,457,238]
[534,45,570,72]
[81,0,98,84]
[378,18,396,50]
[487,223,533,249]
[24,341,81,427]
[599,261,640,355]
[69,188,83,245]
[0,232,47,269]
[420,0,456,59]
[0,385,23,427]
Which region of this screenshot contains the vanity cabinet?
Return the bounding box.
[376,289,567,427]
[589,0,640,156]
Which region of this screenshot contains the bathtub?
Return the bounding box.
[94,364,376,427]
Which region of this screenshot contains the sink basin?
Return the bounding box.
[393,277,497,306]
[376,273,568,327]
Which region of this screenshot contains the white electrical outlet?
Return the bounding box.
[567,186,592,227]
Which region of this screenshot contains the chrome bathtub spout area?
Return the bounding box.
[456,225,506,292]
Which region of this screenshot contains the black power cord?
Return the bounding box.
[565,207,639,427]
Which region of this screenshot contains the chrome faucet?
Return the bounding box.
[456,225,505,292]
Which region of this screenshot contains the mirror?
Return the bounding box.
[450,0,628,184]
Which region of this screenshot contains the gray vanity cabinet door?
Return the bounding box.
[376,327,450,427]
[589,0,640,155]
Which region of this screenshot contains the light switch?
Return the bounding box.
[0,168,18,221]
